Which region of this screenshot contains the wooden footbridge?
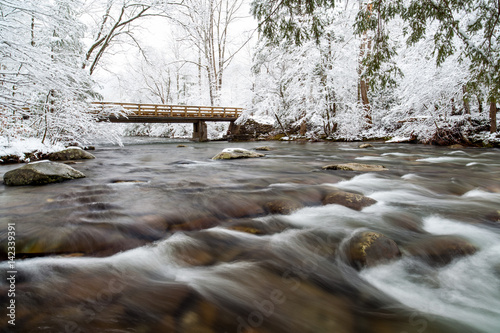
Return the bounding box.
[92,102,243,141]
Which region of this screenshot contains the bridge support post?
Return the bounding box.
[193,121,208,142]
[227,121,240,135]
[226,121,241,141]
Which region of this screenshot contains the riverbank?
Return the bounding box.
[2,114,499,165]
[227,116,500,148]
[0,137,97,164]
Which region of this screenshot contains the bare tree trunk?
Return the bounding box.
[198,46,202,100]
[274,113,288,136]
[463,86,470,114]
[167,69,172,103]
[175,0,244,106]
[207,65,214,106]
[31,15,35,46]
[358,1,373,126]
[83,3,153,75]
[360,79,371,122]
[451,98,457,115]
[490,99,497,133]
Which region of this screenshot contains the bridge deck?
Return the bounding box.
[92,102,242,122]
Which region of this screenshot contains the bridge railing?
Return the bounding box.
[91,102,243,119]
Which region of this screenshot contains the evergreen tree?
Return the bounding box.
[251,0,500,133]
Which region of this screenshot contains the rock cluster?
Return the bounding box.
[2,147,95,186]
[226,119,274,141]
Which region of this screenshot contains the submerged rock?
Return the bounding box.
[223,218,294,236]
[358,144,374,148]
[47,147,95,161]
[405,235,477,266]
[342,231,401,269]
[322,163,387,172]
[212,148,265,160]
[322,190,377,210]
[263,198,303,215]
[255,146,272,151]
[3,160,85,186]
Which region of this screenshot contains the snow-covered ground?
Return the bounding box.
[0,137,66,162]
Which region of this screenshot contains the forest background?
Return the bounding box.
[1,0,499,155]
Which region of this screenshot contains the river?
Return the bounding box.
[1,140,500,333]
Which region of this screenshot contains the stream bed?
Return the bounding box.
[1,140,500,333]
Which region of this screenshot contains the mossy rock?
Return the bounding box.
[322,190,377,211]
[322,163,387,172]
[342,231,401,269]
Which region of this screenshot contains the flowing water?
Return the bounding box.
[1,140,500,333]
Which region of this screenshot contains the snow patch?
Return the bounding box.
[385,136,412,143]
[0,137,65,162]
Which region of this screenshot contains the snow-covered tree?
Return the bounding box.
[172,0,249,105]
[250,1,371,139]
[82,0,184,75]
[0,0,118,145]
[249,0,498,142]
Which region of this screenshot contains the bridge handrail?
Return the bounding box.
[91,102,243,119]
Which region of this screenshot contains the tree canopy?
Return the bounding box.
[250,0,500,133]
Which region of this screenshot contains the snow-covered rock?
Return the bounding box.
[3,160,85,186]
[47,147,95,161]
[385,136,413,143]
[212,148,265,160]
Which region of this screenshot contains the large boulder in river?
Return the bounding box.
[212,148,265,160]
[323,190,377,210]
[3,160,85,186]
[47,147,95,161]
[322,163,387,172]
[341,231,401,269]
[405,235,477,266]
